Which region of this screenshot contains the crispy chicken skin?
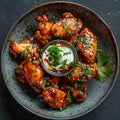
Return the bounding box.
[34,15,53,45]
[47,76,60,86]
[16,58,44,93]
[71,82,88,102]
[68,62,98,81]
[42,86,69,109]
[51,12,83,38]
[77,28,97,63]
[9,38,39,59]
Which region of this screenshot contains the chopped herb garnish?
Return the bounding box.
[79,90,83,95]
[81,65,92,78]
[63,51,71,56]
[69,61,75,66]
[55,33,60,38]
[80,35,94,48]
[75,47,79,51]
[77,61,82,66]
[66,95,73,103]
[72,39,78,46]
[67,86,74,92]
[23,35,27,40]
[17,66,23,74]
[32,61,36,64]
[59,107,65,111]
[47,45,62,66]
[36,49,41,54]
[29,37,34,43]
[12,75,17,80]
[49,16,58,23]
[37,35,42,39]
[75,22,80,26]
[59,59,67,70]
[26,23,35,34]
[45,40,48,43]
[10,37,15,43]
[38,58,42,63]
[75,83,83,90]
[42,81,56,90]
[65,27,72,35]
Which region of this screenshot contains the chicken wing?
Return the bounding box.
[16,57,44,93]
[51,12,83,39]
[68,62,98,81]
[42,86,69,109]
[77,28,97,63]
[9,38,39,59]
[34,15,53,45]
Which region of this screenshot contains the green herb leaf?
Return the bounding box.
[49,16,58,23]
[10,37,15,43]
[96,51,112,82]
[66,95,73,103]
[26,23,35,34]
[65,27,72,35]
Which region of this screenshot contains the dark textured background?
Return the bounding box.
[0,0,120,120]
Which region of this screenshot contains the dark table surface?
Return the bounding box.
[0,0,120,120]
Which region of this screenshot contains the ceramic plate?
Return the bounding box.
[1,1,119,119]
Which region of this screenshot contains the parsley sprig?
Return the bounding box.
[96,51,112,82]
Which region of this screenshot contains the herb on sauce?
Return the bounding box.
[47,45,62,66]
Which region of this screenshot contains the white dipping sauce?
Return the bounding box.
[42,43,74,71]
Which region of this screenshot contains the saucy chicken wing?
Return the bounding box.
[16,57,44,93]
[34,15,53,45]
[51,12,83,39]
[9,38,39,59]
[68,62,98,81]
[77,28,97,63]
[42,86,69,109]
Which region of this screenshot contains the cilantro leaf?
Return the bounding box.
[96,52,112,82]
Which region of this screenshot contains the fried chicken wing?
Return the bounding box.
[42,86,69,109]
[9,38,39,59]
[68,62,98,81]
[51,12,83,38]
[71,82,88,102]
[77,28,97,63]
[34,15,53,45]
[16,57,44,93]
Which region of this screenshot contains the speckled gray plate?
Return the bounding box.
[1,1,119,119]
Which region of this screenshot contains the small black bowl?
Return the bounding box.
[40,40,78,76]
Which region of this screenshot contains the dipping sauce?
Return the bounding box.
[42,43,74,73]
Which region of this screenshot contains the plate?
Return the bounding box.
[1,1,119,119]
